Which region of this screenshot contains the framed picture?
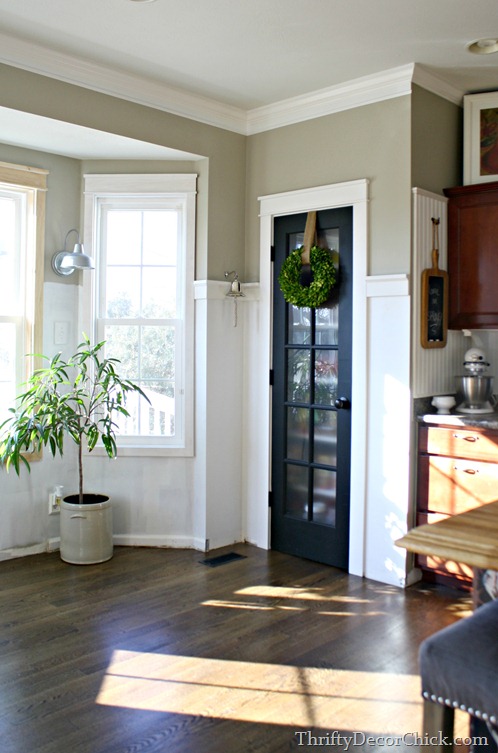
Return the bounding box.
[464,92,498,184]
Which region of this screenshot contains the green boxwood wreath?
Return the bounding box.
[278,245,336,307]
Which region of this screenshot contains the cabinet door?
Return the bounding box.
[417,455,498,514]
[445,182,498,329]
[419,425,498,462]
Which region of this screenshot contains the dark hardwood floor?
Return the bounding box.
[0,544,472,753]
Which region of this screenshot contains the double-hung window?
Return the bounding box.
[82,174,196,456]
[0,162,47,428]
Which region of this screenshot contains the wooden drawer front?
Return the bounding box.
[417,455,498,514]
[415,512,473,582]
[419,425,498,462]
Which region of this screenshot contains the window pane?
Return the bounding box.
[0,323,17,416]
[105,268,141,318]
[0,196,18,315]
[104,325,139,378]
[106,211,142,265]
[141,326,175,380]
[143,211,177,266]
[142,268,176,318]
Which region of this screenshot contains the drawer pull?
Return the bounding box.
[454,466,479,475]
[452,433,479,442]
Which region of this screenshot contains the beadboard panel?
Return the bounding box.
[412,188,464,398]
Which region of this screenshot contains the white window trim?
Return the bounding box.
[0,161,47,461]
[82,173,196,457]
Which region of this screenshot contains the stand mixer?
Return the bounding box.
[455,347,495,414]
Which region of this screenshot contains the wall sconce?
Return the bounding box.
[51,229,95,277]
[224,271,245,327]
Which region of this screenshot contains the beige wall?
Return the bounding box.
[0,65,462,285]
[245,96,412,279]
[411,84,462,193]
[0,63,247,281]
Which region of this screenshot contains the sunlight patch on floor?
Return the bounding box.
[234,587,373,603]
[96,650,427,734]
[202,585,386,616]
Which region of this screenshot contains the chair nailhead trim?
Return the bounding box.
[422,689,493,723]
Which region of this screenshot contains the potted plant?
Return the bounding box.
[0,335,149,564]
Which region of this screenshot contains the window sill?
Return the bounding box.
[86,444,193,459]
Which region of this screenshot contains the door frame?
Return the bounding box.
[245,179,368,577]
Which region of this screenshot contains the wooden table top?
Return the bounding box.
[396,500,498,571]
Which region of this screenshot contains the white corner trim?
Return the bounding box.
[366,274,410,297]
[0,32,464,135]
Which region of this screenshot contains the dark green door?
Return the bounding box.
[271,207,353,569]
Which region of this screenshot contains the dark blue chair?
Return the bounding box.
[419,599,498,752]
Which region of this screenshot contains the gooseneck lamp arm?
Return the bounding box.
[52,229,95,277]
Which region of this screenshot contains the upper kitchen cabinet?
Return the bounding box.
[444,181,498,329]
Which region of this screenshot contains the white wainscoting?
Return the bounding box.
[412,188,464,398]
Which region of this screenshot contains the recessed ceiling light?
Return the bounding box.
[467,38,498,55]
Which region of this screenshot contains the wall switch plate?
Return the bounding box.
[54,321,69,345]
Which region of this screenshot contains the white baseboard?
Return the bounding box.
[0,542,49,561]
[0,535,220,562]
[112,534,207,551]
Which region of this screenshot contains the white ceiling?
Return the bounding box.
[0,0,497,157]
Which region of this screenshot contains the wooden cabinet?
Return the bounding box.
[416,423,498,588]
[444,181,498,329]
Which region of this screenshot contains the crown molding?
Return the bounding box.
[247,63,464,134]
[411,64,463,106]
[0,32,248,134]
[246,64,416,134]
[0,32,464,136]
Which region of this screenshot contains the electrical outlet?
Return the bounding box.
[48,492,61,515]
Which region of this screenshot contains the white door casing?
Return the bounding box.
[243,179,369,577]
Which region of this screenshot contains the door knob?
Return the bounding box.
[334,397,350,410]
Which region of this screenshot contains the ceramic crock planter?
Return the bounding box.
[0,336,149,566]
[60,494,113,565]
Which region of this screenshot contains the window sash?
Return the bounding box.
[0,162,47,462]
[82,174,196,456]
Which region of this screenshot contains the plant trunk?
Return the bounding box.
[78,441,83,505]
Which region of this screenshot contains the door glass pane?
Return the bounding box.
[314,350,338,405]
[287,349,310,403]
[288,306,312,344]
[287,407,309,461]
[313,468,336,526]
[313,410,337,466]
[285,464,308,520]
[316,306,339,345]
